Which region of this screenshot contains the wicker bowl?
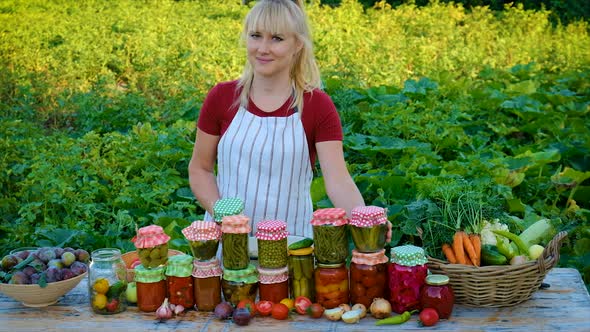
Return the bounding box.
[427,231,567,308]
[0,272,87,307]
[121,249,184,282]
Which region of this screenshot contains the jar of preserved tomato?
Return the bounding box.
[213,197,244,223]
[350,249,388,308]
[221,264,258,306]
[314,262,349,309]
[182,220,221,261]
[388,245,428,314]
[288,247,315,301]
[311,208,349,264]
[88,248,128,315]
[258,266,289,303]
[256,220,288,269]
[192,258,222,311]
[134,264,166,312]
[420,274,455,319]
[132,225,171,269]
[349,206,388,253]
[165,254,194,308]
[221,215,251,270]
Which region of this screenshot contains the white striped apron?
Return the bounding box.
[205,105,314,238]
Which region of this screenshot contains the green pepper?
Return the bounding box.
[375,310,414,326]
[492,230,529,256]
[495,235,516,259]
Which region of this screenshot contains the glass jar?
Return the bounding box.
[388,245,428,314]
[258,266,289,303]
[213,197,244,223]
[420,274,455,319]
[182,220,221,261]
[256,220,289,268]
[134,265,167,312]
[132,225,171,268]
[165,254,194,308]
[288,248,315,301]
[221,264,258,306]
[88,248,128,315]
[349,249,388,308]
[192,258,222,311]
[349,206,388,252]
[314,262,349,309]
[311,208,349,264]
[221,215,251,270]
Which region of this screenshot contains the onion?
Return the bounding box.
[338,303,351,312]
[351,303,367,318]
[369,298,392,319]
[324,307,344,321]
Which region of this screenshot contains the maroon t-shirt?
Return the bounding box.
[197,80,343,167]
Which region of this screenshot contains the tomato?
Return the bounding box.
[271,303,289,320]
[237,298,257,317]
[105,299,119,312]
[308,303,324,319]
[256,300,274,317]
[419,308,439,327]
[294,296,313,315]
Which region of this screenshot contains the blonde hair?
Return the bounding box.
[236,0,321,113]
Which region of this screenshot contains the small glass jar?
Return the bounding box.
[221,264,258,306]
[258,266,289,303]
[314,262,349,309]
[213,197,244,223]
[288,248,315,301]
[256,220,288,268]
[192,258,222,311]
[311,208,349,264]
[182,220,221,261]
[349,206,388,253]
[88,248,128,315]
[166,254,194,308]
[221,215,251,270]
[420,274,455,319]
[388,245,428,314]
[134,265,167,312]
[132,225,171,268]
[349,249,388,308]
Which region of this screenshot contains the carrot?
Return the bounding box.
[452,231,467,265]
[462,232,478,267]
[442,243,457,264]
[469,233,481,266]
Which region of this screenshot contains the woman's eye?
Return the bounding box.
[272,36,284,41]
[250,33,260,39]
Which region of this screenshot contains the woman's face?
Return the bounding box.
[246,28,301,79]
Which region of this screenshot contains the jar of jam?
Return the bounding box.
[349,206,388,253]
[182,220,221,261]
[192,258,222,311]
[258,266,289,303]
[213,197,244,223]
[388,245,428,314]
[134,264,166,312]
[311,208,349,264]
[132,225,171,268]
[165,254,194,308]
[88,248,128,315]
[349,249,388,308]
[420,274,455,319]
[221,264,258,306]
[256,220,288,269]
[314,262,349,309]
[221,215,251,270]
[288,247,315,301]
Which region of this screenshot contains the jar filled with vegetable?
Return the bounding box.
[388,245,428,314]
[213,197,244,223]
[349,206,388,253]
[165,254,194,308]
[182,220,221,261]
[420,274,455,319]
[258,266,289,303]
[221,264,258,306]
[221,215,251,270]
[132,225,171,269]
[350,249,388,308]
[311,208,349,264]
[256,220,288,269]
[134,264,166,312]
[88,248,128,315]
[314,262,349,309]
[192,257,222,311]
[288,247,315,301]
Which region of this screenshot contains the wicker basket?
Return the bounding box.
[427,231,567,308]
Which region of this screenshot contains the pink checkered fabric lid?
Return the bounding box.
[310,208,348,226]
[257,266,289,284]
[351,249,389,266]
[182,220,222,241]
[255,220,288,240]
[349,206,388,227]
[221,215,251,234]
[132,225,170,249]
[192,258,222,278]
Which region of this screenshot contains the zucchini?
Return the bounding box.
[288,238,314,250]
[519,218,555,247]
[481,245,508,266]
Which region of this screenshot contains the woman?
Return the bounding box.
[188,0,386,239]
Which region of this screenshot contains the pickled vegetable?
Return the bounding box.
[221,279,258,306]
[350,223,388,253]
[222,233,249,270]
[137,243,169,269]
[258,238,287,268]
[288,253,315,300]
[313,225,348,264]
[315,264,349,309]
[189,239,219,261]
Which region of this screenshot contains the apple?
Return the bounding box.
[126,281,137,303]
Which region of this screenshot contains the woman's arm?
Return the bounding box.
[188,129,222,216]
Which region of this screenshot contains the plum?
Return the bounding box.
[37,247,56,264]
[61,252,76,267]
[214,302,234,320]
[14,250,31,260]
[63,247,75,254]
[30,273,41,284]
[54,247,65,258]
[74,249,90,263]
[232,307,251,326]
[48,259,64,269]
[28,257,46,272]
[60,268,76,280]
[22,266,36,277]
[45,266,61,283]
[69,261,88,276]
[1,255,19,270]
[10,271,31,284]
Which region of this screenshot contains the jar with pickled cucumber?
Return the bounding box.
[132,225,171,268]
[288,247,315,301]
[192,258,223,311]
[182,220,221,261]
[314,262,349,309]
[258,266,289,303]
[349,249,388,308]
[221,215,251,270]
[166,254,194,308]
[311,208,349,264]
[349,206,388,253]
[213,197,244,223]
[134,264,166,312]
[221,264,258,306]
[256,220,288,269]
[388,245,428,314]
[88,248,128,315]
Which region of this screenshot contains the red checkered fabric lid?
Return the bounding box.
[182,220,222,241]
[192,258,222,278]
[221,215,251,234]
[255,220,288,240]
[349,206,388,227]
[257,266,289,284]
[351,249,389,266]
[132,225,170,249]
[310,208,348,226]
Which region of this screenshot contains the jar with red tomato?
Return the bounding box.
[258,266,289,303]
[311,208,349,264]
[134,265,167,312]
[420,274,455,319]
[314,262,349,309]
[192,257,222,311]
[165,254,194,308]
[349,249,388,308]
[388,245,428,314]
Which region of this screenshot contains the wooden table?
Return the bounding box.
[1,268,589,331]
